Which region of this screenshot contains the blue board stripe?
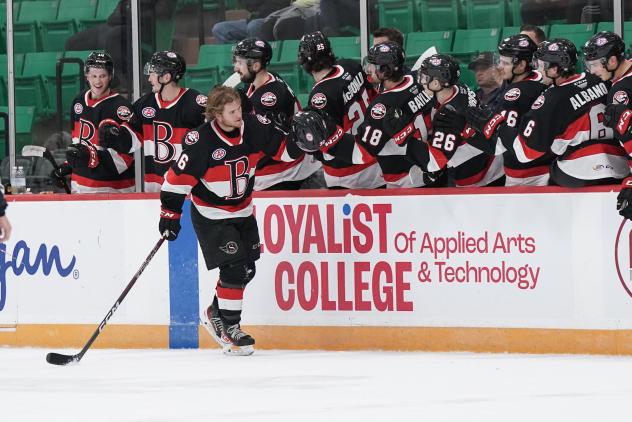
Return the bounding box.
[168,200,199,349]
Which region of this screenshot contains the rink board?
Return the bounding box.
[1,186,632,354]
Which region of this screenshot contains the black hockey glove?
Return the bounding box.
[99,123,132,152]
[604,103,632,135]
[464,104,499,135]
[617,178,632,220]
[50,162,72,188]
[433,105,466,134]
[66,143,99,169]
[268,112,290,136]
[159,208,181,241]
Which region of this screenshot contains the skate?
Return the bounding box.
[200,302,230,348]
[221,324,255,356]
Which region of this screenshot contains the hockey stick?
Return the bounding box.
[46,236,166,365]
[411,46,438,72]
[21,145,71,194]
[223,72,242,88]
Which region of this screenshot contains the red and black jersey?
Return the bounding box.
[512,72,629,186]
[306,60,384,189]
[242,72,321,190]
[607,61,632,159]
[69,90,141,193]
[134,88,207,191]
[420,85,504,187]
[485,71,552,186]
[337,75,435,188]
[161,113,293,220]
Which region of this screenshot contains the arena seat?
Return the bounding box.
[269,39,305,94]
[548,23,596,50]
[14,0,60,53]
[329,36,361,61]
[405,31,454,65]
[15,51,62,113]
[415,0,461,32]
[464,0,507,29]
[40,0,98,52]
[377,0,415,34]
[450,27,501,59]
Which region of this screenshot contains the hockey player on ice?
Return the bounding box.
[231,37,321,191]
[55,52,142,193]
[158,86,300,356]
[134,51,207,191]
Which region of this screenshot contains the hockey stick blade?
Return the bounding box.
[45,237,166,366]
[411,46,438,72]
[46,352,80,366]
[223,72,242,88]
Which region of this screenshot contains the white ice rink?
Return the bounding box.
[2,348,632,421]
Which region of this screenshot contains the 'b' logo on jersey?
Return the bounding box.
[225,156,250,200]
[153,121,175,164]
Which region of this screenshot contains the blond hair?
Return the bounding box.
[204,86,241,121]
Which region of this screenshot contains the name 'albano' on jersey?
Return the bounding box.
[513,72,629,186]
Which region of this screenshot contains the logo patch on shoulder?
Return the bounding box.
[74,103,83,114]
[614,90,630,105]
[311,93,327,109]
[504,87,521,101]
[116,106,133,121]
[261,92,277,106]
[256,114,271,124]
[531,95,545,110]
[184,131,199,145]
[196,94,207,107]
[212,148,226,160]
[370,103,387,119]
[142,107,156,118]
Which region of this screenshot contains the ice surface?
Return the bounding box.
[2,348,631,421]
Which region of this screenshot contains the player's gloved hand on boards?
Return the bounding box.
[617,178,632,219]
[50,162,71,188]
[159,208,181,241]
[99,123,132,152]
[604,103,632,134]
[433,104,466,133]
[66,143,99,169]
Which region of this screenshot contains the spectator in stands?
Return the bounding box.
[319,0,360,37]
[468,52,504,108]
[520,0,567,25]
[258,0,320,41]
[211,0,290,43]
[520,24,546,45]
[372,27,404,48]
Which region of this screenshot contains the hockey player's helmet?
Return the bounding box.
[365,42,405,81]
[298,31,336,73]
[497,34,537,63]
[584,31,625,62]
[536,38,577,74]
[233,37,273,66]
[85,52,114,75]
[144,51,186,82]
[290,110,335,153]
[417,54,460,87]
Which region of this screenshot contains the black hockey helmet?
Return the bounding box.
[497,34,537,64]
[584,31,626,62]
[536,38,577,74]
[290,110,335,153]
[144,51,186,82]
[298,31,336,73]
[85,51,114,75]
[365,42,405,81]
[418,54,460,88]
[233,37,273,66]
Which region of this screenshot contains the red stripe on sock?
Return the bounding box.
[216,286,244,300]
